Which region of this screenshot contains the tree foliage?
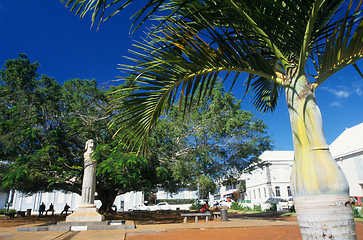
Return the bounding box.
[0,55,159,212]
[149,82,272,191]
[0,54,81,193]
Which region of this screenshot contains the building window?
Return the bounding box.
[258,189,261,198]
[275,186,280,197]
[253,190,256,199]
[287,186,292,196]
[264,188,267,197]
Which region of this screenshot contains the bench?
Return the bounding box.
[4,212,16,218]
[212,212,220,218]
[181,213,212,223]
[16,211,26,217]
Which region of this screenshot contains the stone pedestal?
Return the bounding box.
[66,204,104,222]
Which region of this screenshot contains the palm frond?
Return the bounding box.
[311,0,363,85]
[60,0,167,29]
[108,21,281,154]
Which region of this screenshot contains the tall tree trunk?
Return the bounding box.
[285,73,356,239]
[97,190,117,214]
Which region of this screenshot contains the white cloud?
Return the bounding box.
[330,101,343,107]
[352,81,363,96]
[322,87,350,98]
[356,88,363,96]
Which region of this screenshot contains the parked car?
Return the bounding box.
[155,202,171,210]
[277,199,289,210]
[261,198,283,211]
[135,202,171,211]
[220,199,235,208]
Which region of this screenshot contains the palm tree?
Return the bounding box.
[61,0,363,238]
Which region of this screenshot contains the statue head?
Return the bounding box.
[85,139,95,151]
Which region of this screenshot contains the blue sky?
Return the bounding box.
[1,0,362,151]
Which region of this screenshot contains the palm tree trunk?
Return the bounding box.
[285,74,356,239]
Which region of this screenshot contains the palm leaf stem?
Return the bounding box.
[298,0,323,74]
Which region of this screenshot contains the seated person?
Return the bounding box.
[39,202,46,216]
[60,203,70,215]
[45,203,54,216]
[200,201,210,213]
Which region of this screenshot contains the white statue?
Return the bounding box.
[81,139,97,206]
[66,139,104,222]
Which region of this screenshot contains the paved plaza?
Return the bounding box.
[1,214,362,240]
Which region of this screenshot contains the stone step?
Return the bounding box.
[18,220,135,232]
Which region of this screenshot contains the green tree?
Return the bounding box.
[197,175,216,200]
[62,0,363,238]
[0,55,159,213]
[93,139,160,212]
[0,54,82,193]
[149,82,271,191]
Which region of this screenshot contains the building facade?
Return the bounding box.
[242,123,363,206]
[243,151,294,205]
[0,190,8,209]
[330,123,363,197]
[9,190,144,213]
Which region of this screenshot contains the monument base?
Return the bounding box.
[66,205,104,222]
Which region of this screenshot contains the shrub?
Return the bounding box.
[0,209,16,215]
[264,203,277,212]
[189,202,201,211]
[353,207,362,218]
[231,202,240,210]
[253,205,262,212]
[243,206,252,211]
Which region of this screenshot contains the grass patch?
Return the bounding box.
[227,209,261,214]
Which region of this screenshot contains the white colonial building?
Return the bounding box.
[9,189,145,213]
[330,123,363,197]
[243,151,294,205]
[0,190,8,209]
[156,189,197,201]
[241,123,363,206]
[217,123,363,207]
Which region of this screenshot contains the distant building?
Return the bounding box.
[330,123,363,197]
[213,181,239,203]
[8,188,196,213]
[9,190,144,213]
[156,189,197,201]
[243,151,294,206]
[0,189,8,209]
[241,123,363,206]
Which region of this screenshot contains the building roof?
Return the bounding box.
[329,122,363,158]
[259,151,294,162]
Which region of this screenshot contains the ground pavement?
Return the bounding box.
[0,214,362,240]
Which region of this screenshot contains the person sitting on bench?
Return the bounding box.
[39,202,46,216]
[45,203,54,216]
[200,201,210,213]
[60,203,70,215]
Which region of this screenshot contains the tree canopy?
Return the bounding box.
[149,82,272,191]
[0,54,158,212]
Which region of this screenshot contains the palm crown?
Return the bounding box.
[61,0,362,155]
